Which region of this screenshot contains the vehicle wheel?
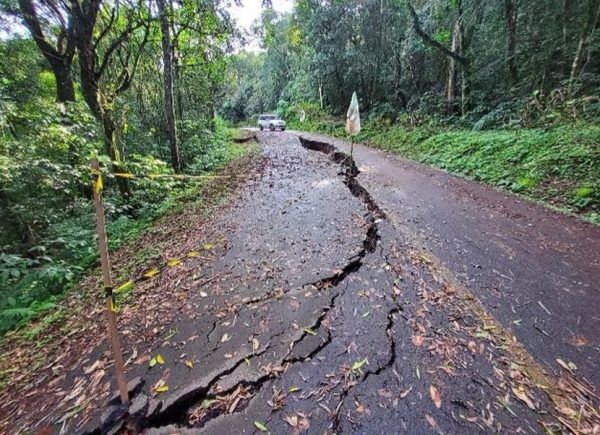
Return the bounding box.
[259,125,264,131]
[269,124,275,131]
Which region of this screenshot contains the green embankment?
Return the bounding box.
[0,129,256,335]
[291,119,600,224]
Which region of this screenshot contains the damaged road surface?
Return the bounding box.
[5,131,598,434]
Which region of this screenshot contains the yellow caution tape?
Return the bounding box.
[91,169,239,181]
[110,296,117,312]
[113,172,136,179]
[94,174,103,194]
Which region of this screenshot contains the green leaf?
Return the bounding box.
[352,358,368,371]
[254,421,268,431]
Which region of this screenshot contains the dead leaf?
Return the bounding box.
[83,360,101,374]
[399,386,412,399]
[412,335,424,346]
[512,386,535,410]
[430,385,442,409]
[556,358,577,372]
[425,414,437,428]
[284,415,298,427]
[352,359,368,371]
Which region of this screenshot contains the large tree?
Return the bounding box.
[70,0,149,195]
[157,0,181,172]
[10,0,76,101]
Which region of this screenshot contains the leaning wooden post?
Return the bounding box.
[91,158,129,405]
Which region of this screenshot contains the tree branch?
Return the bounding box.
[406,0,468,65]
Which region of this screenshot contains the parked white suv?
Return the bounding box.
[258,114,286,131]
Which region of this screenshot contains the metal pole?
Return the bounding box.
[91,158,129,405]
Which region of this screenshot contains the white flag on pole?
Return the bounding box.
[345,92,361,136]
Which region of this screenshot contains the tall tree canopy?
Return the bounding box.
[222,0,600,125]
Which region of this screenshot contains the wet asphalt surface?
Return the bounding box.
[295,130,600,387]
[81,131,598,434]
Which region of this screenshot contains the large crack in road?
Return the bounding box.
[92,134,390,434]
[81,132,598,435]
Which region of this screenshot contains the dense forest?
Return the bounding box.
[0,0,599,333]
[221,0,600,222]
[223,0,600,122]
[0,0,242,332]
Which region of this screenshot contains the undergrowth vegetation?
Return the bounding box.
[0,91,247,333]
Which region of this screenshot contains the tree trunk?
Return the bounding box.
[446,18,460,114]
[504,0,518,87]
[157,0,181,172]
[18,0,76,102]
[569,0,600,87]
[51,60,76,103]
[102,112,131,196]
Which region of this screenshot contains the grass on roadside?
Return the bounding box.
[290,118,600,223]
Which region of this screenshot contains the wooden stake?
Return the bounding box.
[91,159,129,405]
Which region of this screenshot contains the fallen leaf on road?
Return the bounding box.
[412,335,424,346]
[303,328,316,335]
[185,360,194,368]
[156,354,165,364]
[297,416,310,432]
[221,333,231,342]
[512,386,535,409]
[355,400,366,413]
[378,389,393,399]
[352,359,368,371]
[83,360,101,374]
[430,385,442,409]
[425,414,437,428]
[284,415,298,427]
[556,358,577,372]
[399,386,412,398]
[254,421,268,431]
[568,335,589,347]
[167,258,181,267]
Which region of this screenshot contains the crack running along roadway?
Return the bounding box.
[79,131,598,434]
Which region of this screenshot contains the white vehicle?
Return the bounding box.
[258,114,286,131]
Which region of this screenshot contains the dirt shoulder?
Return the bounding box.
[0,146,264,433]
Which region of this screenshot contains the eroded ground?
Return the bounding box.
[1,132,598,434]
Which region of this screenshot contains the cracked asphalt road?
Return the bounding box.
[80,131,598,434]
